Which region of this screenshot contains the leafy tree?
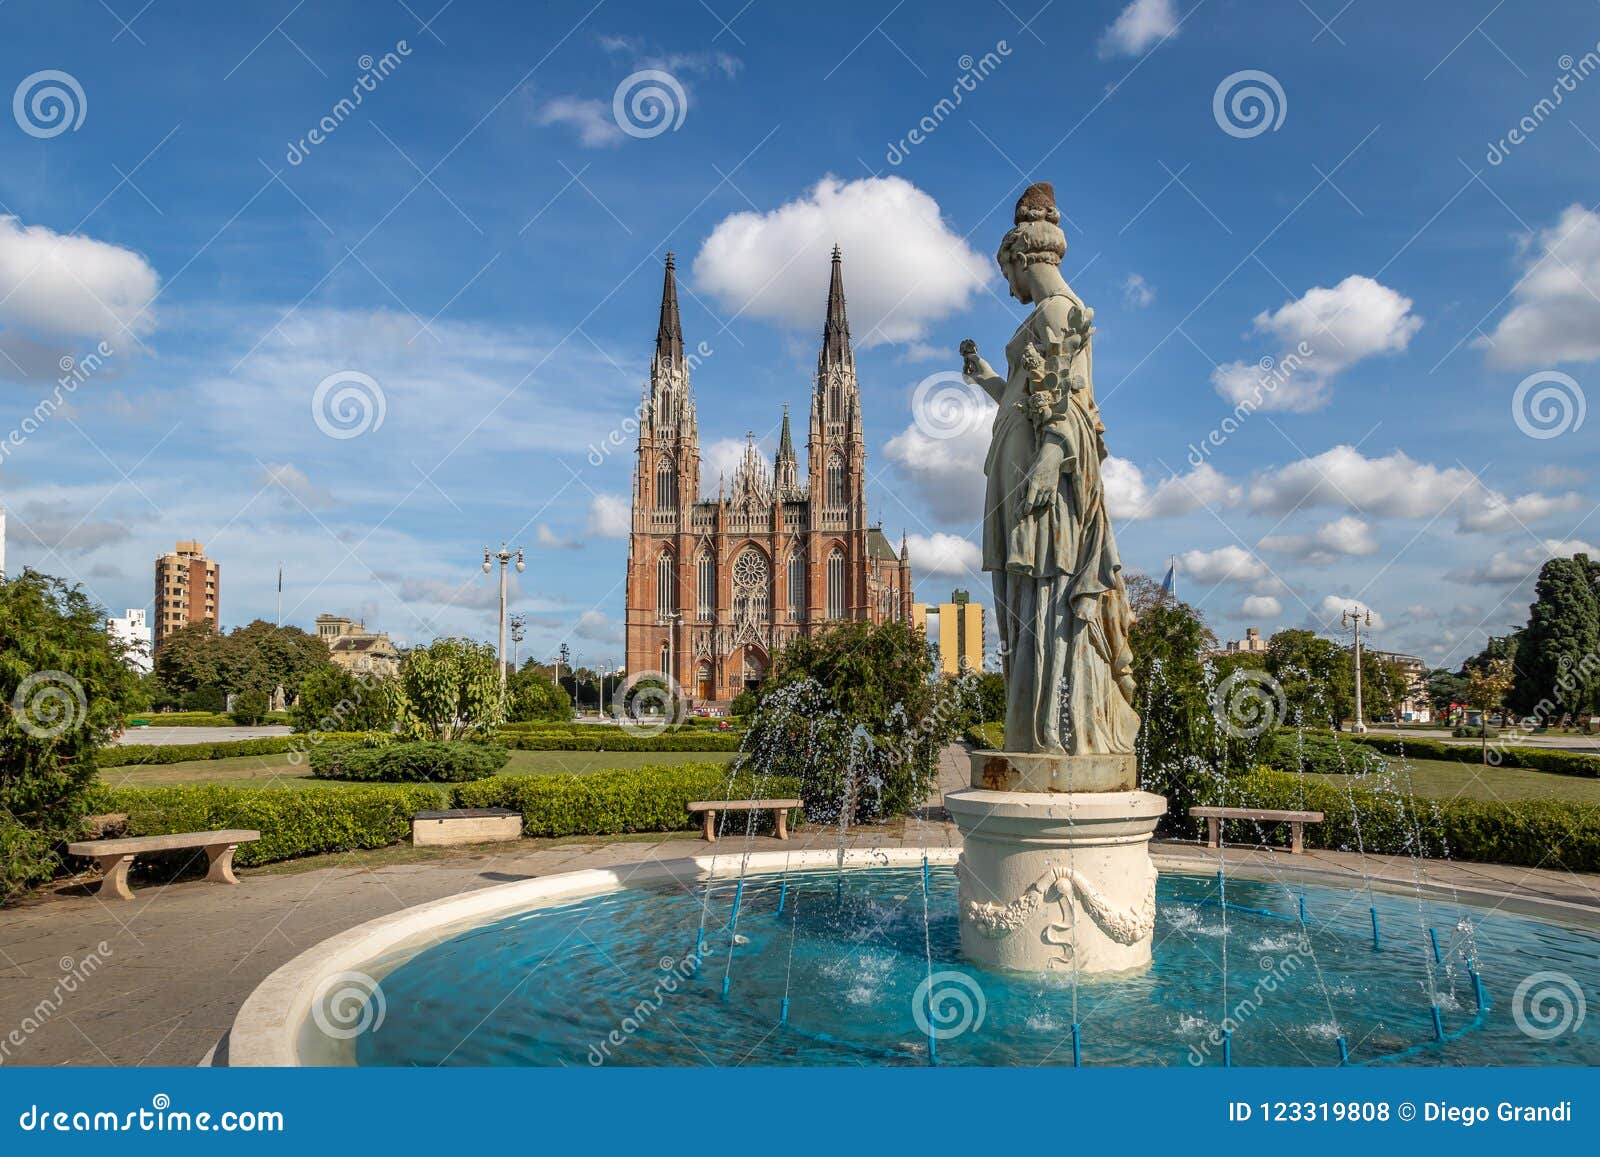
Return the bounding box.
[395,637,503,740]
[152,619,227,697]
[1510,555,1599,718]
[1425,668,1469,716]
[225,620,331,697]
[507,668,573,722]
[743,619,959,821]
[289,665,398,733]
[1,571,138,899]
[181,684,226,713]
[1127,587,1221,816]
[1265,629,1351,728]
[229,688,270,726]
[1465,657,1515,765]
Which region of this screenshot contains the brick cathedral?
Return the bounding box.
[625,248,914,703]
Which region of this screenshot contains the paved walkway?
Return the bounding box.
[2,743,1595,1067]
[114,725,293,746]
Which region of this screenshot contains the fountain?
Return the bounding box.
[944,181,1165,975]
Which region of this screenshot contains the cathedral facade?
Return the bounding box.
[625,249,914,703]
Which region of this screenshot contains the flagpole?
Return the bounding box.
[277,563,283,627]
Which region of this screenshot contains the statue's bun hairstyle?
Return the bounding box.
[999,182,1066,270]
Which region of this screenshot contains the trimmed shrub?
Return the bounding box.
[97,733,373,767]
[1197,767,1600,872]
[229,689,270,726]
[1334,731,1600,778]
[454,764,802,837]
[1259,730,1385,776]
[93,783,447,867]
[965,722,1005,749]
[308,741,508,783]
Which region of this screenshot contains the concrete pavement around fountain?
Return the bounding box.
[2,744,1597,1067]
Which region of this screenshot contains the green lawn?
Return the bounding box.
[101,748,737,789]
[1303,755,1600,805]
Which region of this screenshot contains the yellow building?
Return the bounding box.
[913,591,986,676]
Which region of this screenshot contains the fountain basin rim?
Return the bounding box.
[225,846,961,1068]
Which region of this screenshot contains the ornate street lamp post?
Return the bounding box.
[1342,606,1373,733]
[483,543,525,688]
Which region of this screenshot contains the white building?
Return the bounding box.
[107,609,153,674]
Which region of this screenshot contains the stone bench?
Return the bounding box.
[1189,806,1324,855]
[412,808,522,847]
[686,799,801,843]
[66,830,260,900]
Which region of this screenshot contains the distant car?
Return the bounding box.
[717,720,732,731]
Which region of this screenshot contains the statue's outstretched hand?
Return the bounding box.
[960,338,984,379]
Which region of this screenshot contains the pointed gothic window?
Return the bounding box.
[657,550,676,616]
[655,458,677,512]
[826,453,846,507]
[826,548,846,620]
[696,553,715,621]
[787,550,805,620]
[732,549,770,625]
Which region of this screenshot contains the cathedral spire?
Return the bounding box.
[774,403,801,499]
[820,244,852,367]
[656,251,684,366]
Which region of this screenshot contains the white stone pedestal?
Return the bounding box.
[946,783,1167,975]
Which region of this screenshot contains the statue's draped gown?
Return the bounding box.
[982,286,1141,755]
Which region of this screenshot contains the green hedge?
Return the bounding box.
[308,741,508,783]
[93,783,447,867]
[1199,767,1600,872]
[454,764,801,837]
[1334,731,1600,778]
[98,733,374,767]
[498,732,742,752]
[965,722,1005,749]
[1260,730,1385,776]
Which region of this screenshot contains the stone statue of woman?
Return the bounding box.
[960,182,1140,758]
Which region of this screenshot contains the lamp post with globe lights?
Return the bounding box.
[484,544,525,688]
[1342,606,1372,733]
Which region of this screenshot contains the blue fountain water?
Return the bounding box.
[347,867,1600,1066]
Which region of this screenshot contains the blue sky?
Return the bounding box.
[1,0,1597,670]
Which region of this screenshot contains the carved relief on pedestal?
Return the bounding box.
[960,858,1157,967]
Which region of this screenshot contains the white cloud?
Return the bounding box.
[536,524,583,550]
[7,500,130,554]
[258,462,333,509]
[0,215,160,382]
[1178,545,1269,584]
[1259,515,1377,564]
[1311,595,1385,632]
[693,176,989,346]
[702,437,769,492]
[586,493,631,538]
[1533,464,1586,488]
[398,575,516,612]
[1105,458,1241,520]
[1097,0,1179,58]
[573,608,622,644]
[532,96,623,147]
[883,410,993,523]
[906,532,980,577]
[1212,275,1420,411]
[1449,538,1600,586]
[1241,594,1282,619]
[1245,445,1578,533]
[1122,273,1155,307]
[1479,204,1600,367]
